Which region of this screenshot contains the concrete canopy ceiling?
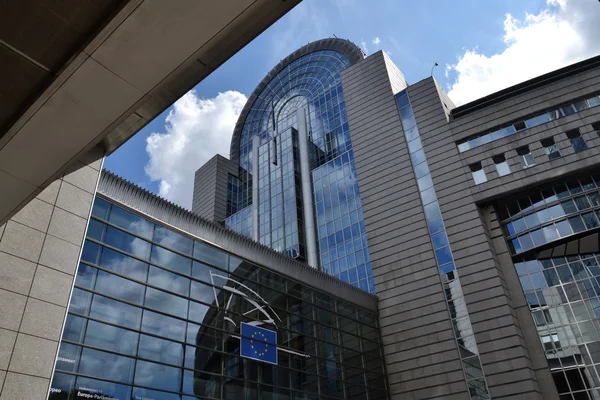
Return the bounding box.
[0,0,300,225]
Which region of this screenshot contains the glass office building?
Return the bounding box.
[48,193,386,400]
[218,39,375,293]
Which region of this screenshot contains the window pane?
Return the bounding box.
[148,266,190,297]
[588,192,600,207]
[530,229,546,246]
[556,220,573,237]
[94,269,145,304]
[81,240,101,265]
[90,294,142,330]
[496,162,511,176]
[472,169,487,185]
[431,231,449,249]
[561,199,577,214]
[75,263,96,289]
[428,216,444,234]
[542,225,560,242]
[134,360,182,392]
[424,201,441,220]
[79,347,135,383]
[194,241,229,269]
[524,213,540,228]
[189,301,210,324]
[154,225,193,255]
[104,227,151,260]
[548,204,565,220]
[151,245,192,275]
[99,247,148,282]
[582,212,600,229]
[84,319,139,356]
[512,218,527,233]
[62,314,87,343]
[145,287,188,319]
[138,334,184,366]
[519,234,534,250]
[191,280,216,305]
[141,310,186,342]
[87,219,106,241]
[108,206,154,239]
[192,261,223,286]
[568,215,586,233]
[91,198,111,220]
[416,174,433,192]
[435,246,453,265]
[574,195,591,210]
[75,376,131,400]
[537,208,551,223]
[69,288,92,315]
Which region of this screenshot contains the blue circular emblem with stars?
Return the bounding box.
[250,330,269,358]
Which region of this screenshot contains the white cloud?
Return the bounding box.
[145,90,247,208]
[446,0,600,106]
[361,39,368,54]
[372,37,381,46]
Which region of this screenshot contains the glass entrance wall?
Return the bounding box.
[514,254,600,400]
[49,196,387,400]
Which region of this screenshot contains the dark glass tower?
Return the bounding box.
[225,39,375,293]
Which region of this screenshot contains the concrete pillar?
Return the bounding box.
[0,147,103,400]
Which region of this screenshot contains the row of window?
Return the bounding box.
[499,174,600,220]
[470,127,594,185]
[457,91,600,153]
[91,199,377,324]
[513,255,600,397]
[396,90,490,400]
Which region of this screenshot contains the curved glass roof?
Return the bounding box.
[237,50,353,170]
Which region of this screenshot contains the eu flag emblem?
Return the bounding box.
[240,322,277,364]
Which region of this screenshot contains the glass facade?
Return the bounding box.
[500,173,600,398]
[49,197,387,400]
[395,90,491,399]
[256,128,303,258]
[498,173,600,254]
[457,92,600,153]
[313,151,374,292]
[224,45,375,293]
[515,252,600,399]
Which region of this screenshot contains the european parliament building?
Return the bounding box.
[1,38,600,400]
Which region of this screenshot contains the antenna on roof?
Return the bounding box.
[333,34,338,38]
[431,62,439,77]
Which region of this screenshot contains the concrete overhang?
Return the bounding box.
[0,0,300,225]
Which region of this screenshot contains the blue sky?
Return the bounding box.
[105,0,600,208]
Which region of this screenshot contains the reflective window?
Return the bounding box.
[151,245,192,275]
[194,240,228,269]
[145,287,188,319]
[457,93,600,152]
[516,145,535,168]
[514,254,600,399]
[541,137,561,160]
[53,197,387,399]
[469,162,487,185]
[396,90,489,399]
[148,265,190,297]
[566,129,588,153]
[108,205,154,239]
[154,225,193,255]
[104,226,151,260]
[492,154,511,177]
[500,175,600,254]
[593,121,600,137]
[79,347,135,383]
